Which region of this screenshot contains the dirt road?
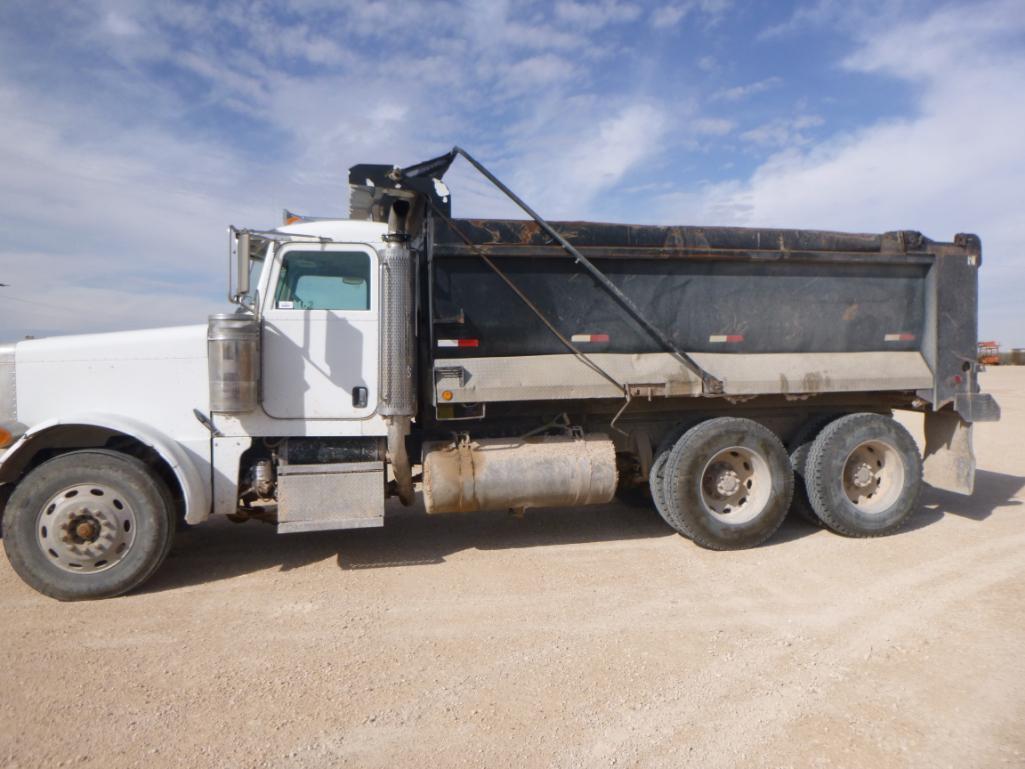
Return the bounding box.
[2,369,1024,769]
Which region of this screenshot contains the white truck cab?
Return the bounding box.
[0,217,406,599]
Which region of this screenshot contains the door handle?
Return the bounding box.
[352,386,368,408]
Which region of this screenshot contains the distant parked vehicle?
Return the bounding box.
[978,341,1001,365]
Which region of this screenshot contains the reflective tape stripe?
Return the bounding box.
[709,334,744,343]
[884,333,916,342]
[437,339,480,348]
[570,333,610,343]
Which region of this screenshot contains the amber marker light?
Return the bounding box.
[441,390,454,402]
[0,421,26,449]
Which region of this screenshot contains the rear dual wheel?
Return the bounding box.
[804,413,921,537]
[787,415,841,526]
[651,413,921,547]
[649,424,693,535]
[661,417,794,550]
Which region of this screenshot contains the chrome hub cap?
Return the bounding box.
[842,440,905,514]
[700,447,772,524]
[848,461,875,489]
[36,484,137,573]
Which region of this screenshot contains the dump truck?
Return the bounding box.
[0,147,1001,600]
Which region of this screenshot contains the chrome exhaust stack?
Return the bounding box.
[379,201,417,505]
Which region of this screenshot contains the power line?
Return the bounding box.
[2,293,122,319]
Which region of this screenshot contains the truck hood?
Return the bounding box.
[8,325,211,437]
[14,324,207,365]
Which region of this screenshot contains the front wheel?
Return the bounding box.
[663,417,793,550]
[804,413,922,537]
[3,450,175,600]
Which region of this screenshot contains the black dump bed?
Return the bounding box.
[423,216,984,408]
[429,218,953,358]
[349,150,982,409]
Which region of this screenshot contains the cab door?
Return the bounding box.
[261,243,379,420]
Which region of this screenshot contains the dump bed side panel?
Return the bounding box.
[427,218,978,406]
[432,255,929,356]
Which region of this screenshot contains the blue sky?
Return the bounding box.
[1,0,1023,344]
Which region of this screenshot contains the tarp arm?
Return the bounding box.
[395,146,725,395]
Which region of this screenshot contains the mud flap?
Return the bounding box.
[923,410,975,495]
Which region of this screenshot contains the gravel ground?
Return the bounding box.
[2,369,1024,769]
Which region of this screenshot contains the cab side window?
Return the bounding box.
[274,250,371,311]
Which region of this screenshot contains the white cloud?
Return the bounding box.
[486,101,670,219]
[651,4,687,27]
[500,53,578,95]
[0,82,275,340]
[712,76,783,101]
[692,117,735,136]
[740,114,823,147]
[0,0,670,339]
[565,104,668,187]
[9,0,1019,350]
[555,0,642,30]
[650,0,734,28]
[656,0,1025,341]
[758,0,896,40]
[102,11,141,37]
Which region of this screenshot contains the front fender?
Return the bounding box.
[0,413,211,524]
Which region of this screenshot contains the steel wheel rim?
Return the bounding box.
[36,483,137,573]
[842,439,905,514]
[699,446,772,524]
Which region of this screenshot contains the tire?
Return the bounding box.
[664,417,793,550]
[3,450,176,601]
[649,423,697,536]
[805,413,922,537]
[0,482,12,538]
[787,415,841,526]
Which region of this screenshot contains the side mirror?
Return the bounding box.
[236,229,251,298]
[229,227,252,304]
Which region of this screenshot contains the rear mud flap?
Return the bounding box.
[923,409,976,495]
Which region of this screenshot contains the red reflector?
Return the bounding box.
[458,339,479,348]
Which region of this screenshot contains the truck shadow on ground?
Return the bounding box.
[140,468,1025,594]
[143,500,676,593]
[903,468,1025,532]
